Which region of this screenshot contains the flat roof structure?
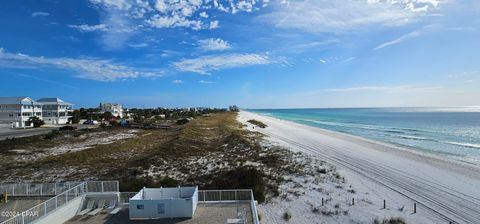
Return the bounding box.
[65,202,253,224]
[0,182,259,224]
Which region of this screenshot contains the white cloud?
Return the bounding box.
[172,79,183,84]
[174,53,271,74]
[82,0,265,48]
[199,11,209,18]
[32,12,50,17]
[209,20,220,29]
[260,0,443,33]
[89,0,132,10]
[0,48,161,81]
[197,38,232,51]
[374,30,421,50]
[147,14,202,30]
[68,24,109,32]
[199,80,215,84]
[373,24,438,50]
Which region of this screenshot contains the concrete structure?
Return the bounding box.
[0,97,42,128]
[129,186,198,220]
[38,98,74,125]
[0,182,259,224]
[100,103,124,118]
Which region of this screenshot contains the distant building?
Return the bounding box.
[100,103,124,118]
[38,98,74,125]
[0,97,43,128]
[229,105,240,112]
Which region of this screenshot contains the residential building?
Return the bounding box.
[100,103,124,118]
[0,97,43,128]
[38,98,74,125]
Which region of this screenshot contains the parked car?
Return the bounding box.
[83,120,98,125]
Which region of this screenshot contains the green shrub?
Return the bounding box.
[206,166,267,203]
[28,116,45,128]
[283,211,292,221]
[59,126,76,131]
[374,218,407,224]
[177,118,189,125]
[247,119,267,128]
[44,130,60,140]
[159,177,179,187]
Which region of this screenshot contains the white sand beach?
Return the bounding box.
[238,111,480,224]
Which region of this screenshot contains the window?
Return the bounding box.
[137,204,144,210]
[36,112,41,116]
[157,203,165,214]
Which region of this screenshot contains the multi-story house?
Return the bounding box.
[38,98,74,125]
[100,102,124,118]
[0,97,43,128]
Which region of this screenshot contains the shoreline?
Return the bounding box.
[238,110,480,223]
[243,110,480,179]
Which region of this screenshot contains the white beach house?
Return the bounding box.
[38,98,74,125]
[100,102,124,118]
[0,97,43,128]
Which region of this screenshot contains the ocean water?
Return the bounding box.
[249,108,480,165]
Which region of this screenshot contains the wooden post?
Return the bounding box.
[383,200,386,209]
[321,197,324,206]
[414,203,416,213]
[352,198,354,206]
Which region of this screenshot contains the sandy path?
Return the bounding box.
[239,111,480,223]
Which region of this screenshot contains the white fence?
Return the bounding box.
[198,189,253,202]
[0,181,119,224]
[198,189,260,224]
[0,182,80,197]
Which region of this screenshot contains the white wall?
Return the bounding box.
[129,198,194,220]
[35,197,82,224]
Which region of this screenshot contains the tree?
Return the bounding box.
[69,110,81,124]
[28,116,45,128]
[102,111,114,121]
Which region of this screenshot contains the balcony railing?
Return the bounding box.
[0,181,119,224]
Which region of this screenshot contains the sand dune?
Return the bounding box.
[238,111,480,224]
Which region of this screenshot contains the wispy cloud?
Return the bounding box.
[172,79,183,84]
[197,38,232,51]
[174,53,271,74]
[16,74,78,90]
[0,48,162,81]
[68,24,108,32]
[325,85,443,93]
[260,0,441,34]
[374,24,439,50]
[374,30,422,50]
[32,11,50,17]
[198,80,215,84]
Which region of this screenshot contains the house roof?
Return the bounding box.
[0,97,42,105]
[38,98,73,105]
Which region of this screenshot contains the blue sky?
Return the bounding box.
[0,0,479,108]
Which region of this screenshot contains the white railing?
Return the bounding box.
[0,181,119,224]
[197,189,260,224]
[0,182,81,197]
[198,189,254,202]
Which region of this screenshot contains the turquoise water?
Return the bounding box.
[249,108,480,165]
